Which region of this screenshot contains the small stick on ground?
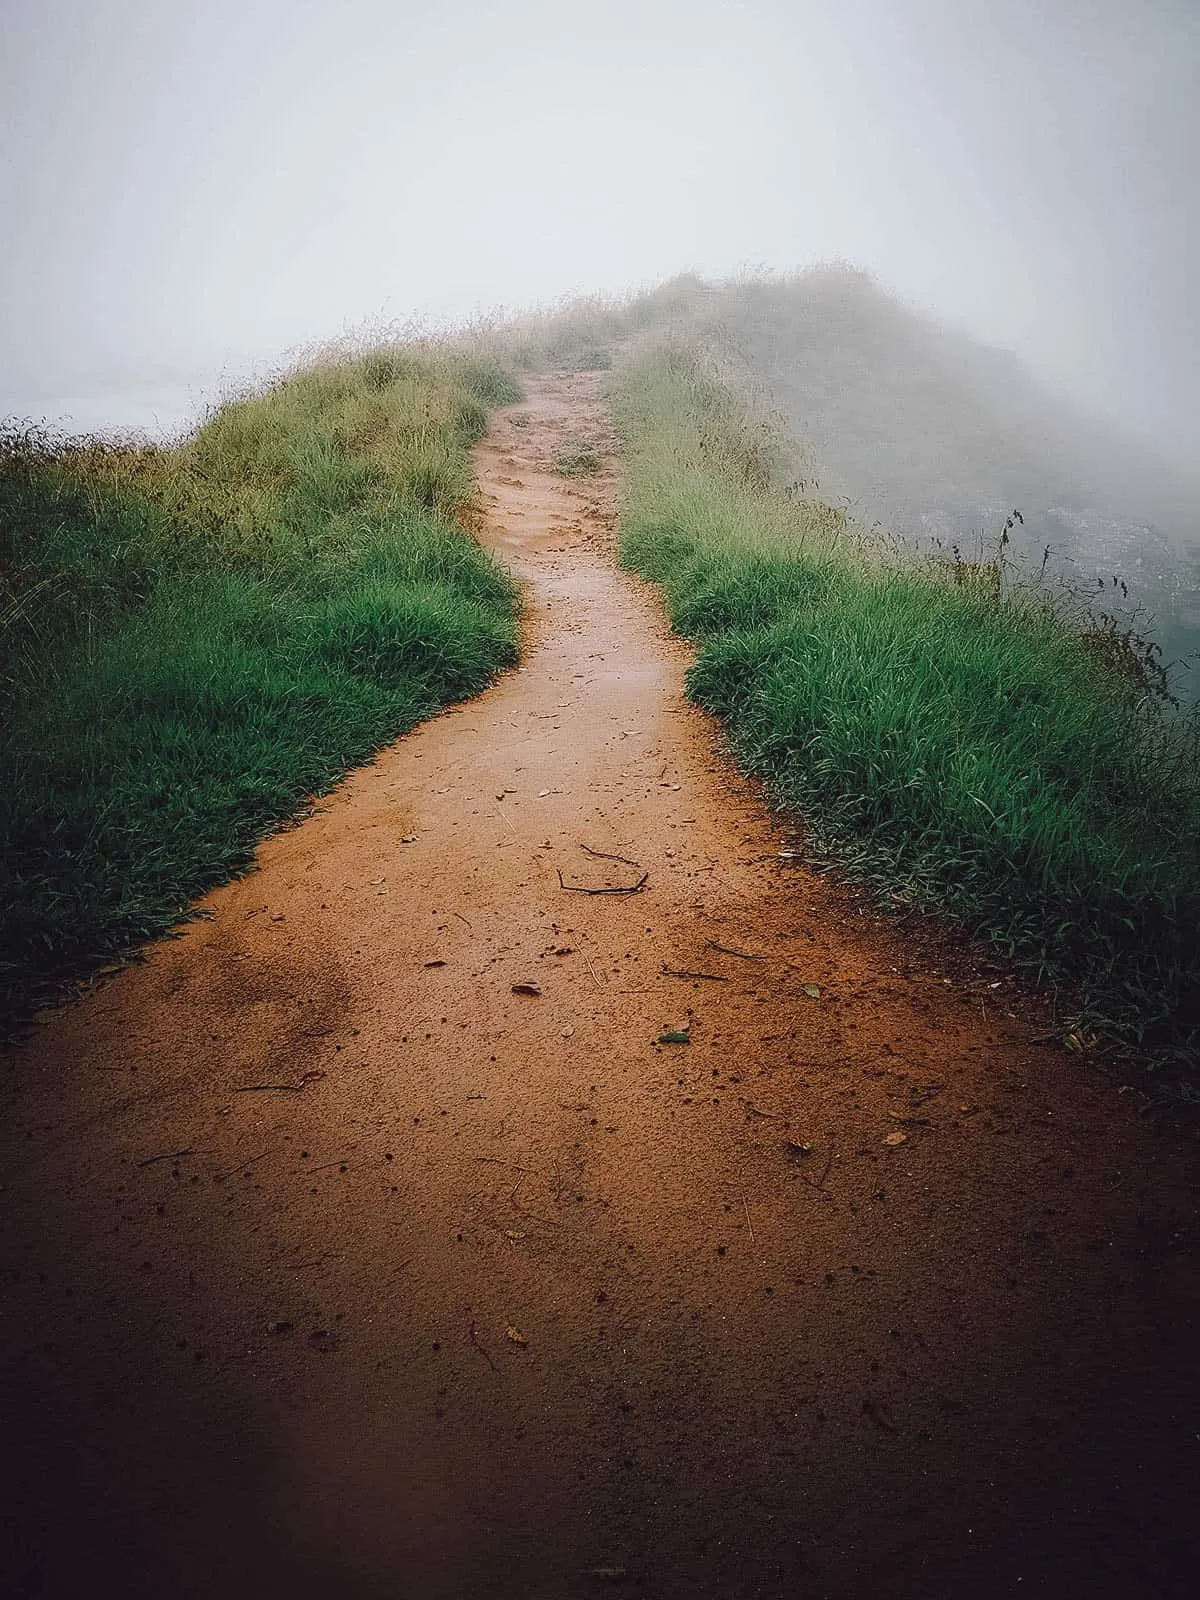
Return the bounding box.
[137,1147,194,1168]
[580,843,642,869]
[216,1149,274,1182]
[738,1098,784,1119]
[235,1069,325,1094]
[584,953,605,989]
[663,965,728,982]
[741,1189,757,1244]
[799,1145,836,1198]
[706,940,765,961]
[469,1321,499,1373]
[558,868,648,895]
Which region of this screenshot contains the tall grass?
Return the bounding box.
[613,342,1200,1070]
[1,348,522,1029]
[459,274,719,375]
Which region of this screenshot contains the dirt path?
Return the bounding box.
[2,372,1197,1600]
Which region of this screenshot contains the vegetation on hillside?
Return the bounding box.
[612,340,1200,1073]
[709,269,1200,703]
[496,266,1200,702]
[0,348,522,1029]
[5,268,1198,1076]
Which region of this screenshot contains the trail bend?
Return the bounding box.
[1,371,1196,1599]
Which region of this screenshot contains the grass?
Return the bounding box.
[554,437,601,478]
[612,341,1200,1074]
[7,284,1198,1079]
[469,275,712,376]
[1,346,523,1029]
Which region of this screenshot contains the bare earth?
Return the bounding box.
[2,372,1197,1600]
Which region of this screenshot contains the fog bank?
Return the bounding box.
[2,0,1197,457]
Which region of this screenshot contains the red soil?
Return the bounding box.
[1,372,1196,1599]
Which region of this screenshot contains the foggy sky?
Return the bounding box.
[2,0,1197,454]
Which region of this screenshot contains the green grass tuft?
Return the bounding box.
[554,438,601,478]
[1,349,522,1028]
[613,342,1200,1071]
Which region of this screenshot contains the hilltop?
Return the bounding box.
[639,269,1200,691]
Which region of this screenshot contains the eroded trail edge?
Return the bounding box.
[1,372,1196,1600]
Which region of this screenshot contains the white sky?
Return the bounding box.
[2,0,1197,451]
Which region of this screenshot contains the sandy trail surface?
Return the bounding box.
[2,373,1197,1599]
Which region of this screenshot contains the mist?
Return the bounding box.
[2,0,1197,451]
[680,268,1198,692]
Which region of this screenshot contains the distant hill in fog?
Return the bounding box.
[679,269,1200,694]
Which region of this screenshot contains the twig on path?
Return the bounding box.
[558,868,648,896]
[580,842,642,869]
[705,940,765,961]
[215,1148,275,1182]
[233,1069,326,1094]
[663,965,728,983]
[506,1167,563,1229]
[738,1097,784,1119]
[137,1147,194,1168]
[798,1145,836,1200]
[741,1189,757,1245]
[469,1321,499,1373]
[584,953,605,989]
[511,1199,562,1230]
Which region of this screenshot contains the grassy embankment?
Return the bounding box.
[1,348,522,1028]
[613,342,1200,1071]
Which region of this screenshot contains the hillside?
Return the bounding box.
[4,276,1199,1061]
[686,269,1200,694]
[3,364,1197,1600]
[0,349,522,1029]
